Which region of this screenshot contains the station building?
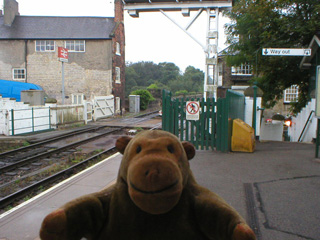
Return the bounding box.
[0,0,125,107]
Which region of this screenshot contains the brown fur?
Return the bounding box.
[40,130,256,240]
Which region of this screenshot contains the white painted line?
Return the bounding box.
[0,152,120,219]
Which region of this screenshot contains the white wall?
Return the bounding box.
[288,99,316,142]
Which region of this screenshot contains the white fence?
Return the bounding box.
[288,99,317,142]
[93,96,114,121]
[0,95,114,136]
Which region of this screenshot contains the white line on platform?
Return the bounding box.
[0,152,120,219]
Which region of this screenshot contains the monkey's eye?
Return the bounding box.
[136,145,142,153]
[167,144,174,154]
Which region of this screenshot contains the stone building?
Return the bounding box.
[217,47,299,118]
[216,49,254,98]
[0,0,125,109]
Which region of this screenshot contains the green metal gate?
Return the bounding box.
[162,89,245,152]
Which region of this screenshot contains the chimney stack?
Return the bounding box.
[4,0,19,26]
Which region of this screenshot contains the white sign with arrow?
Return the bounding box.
[262,48,311,56]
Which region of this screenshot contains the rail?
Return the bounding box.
[0,147,116,209]
[298,110,314,142]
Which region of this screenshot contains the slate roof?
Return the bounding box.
[0,16,116,40]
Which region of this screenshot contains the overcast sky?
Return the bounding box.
[5,0,230,72]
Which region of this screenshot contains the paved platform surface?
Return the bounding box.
[0,153,122,240]
[0,137,319,240]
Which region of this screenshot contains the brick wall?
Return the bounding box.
[112,0,126,113]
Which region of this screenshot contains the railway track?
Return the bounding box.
[0,146,117,209]
[0,112,161,211]
[0,125,106,159]
[0,127,121,173]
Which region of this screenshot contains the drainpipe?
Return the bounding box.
[25,40,28,82]
[252,82,257,137]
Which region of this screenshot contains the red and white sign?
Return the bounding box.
[186,101,200,120]
[58,47,69,62]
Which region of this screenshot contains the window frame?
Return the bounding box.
[65,40,86,52]
[115,67,121,84]
[12,68,26,81]
[35,40,55,52]
[284,85,299,103]
[116,42,121,56]
[231,63,252,76]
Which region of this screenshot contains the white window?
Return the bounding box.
[116,42,121,55]
[36,40,55,52]
[284,85,299,103]
[12,68,26,80]
[115,67,121,84]
[65,40,85,52]
[231,63,252,75]
[116,97,121,113]
[71,94,84,104]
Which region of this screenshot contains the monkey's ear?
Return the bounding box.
[116,136,132,154]
[182,141,195,160]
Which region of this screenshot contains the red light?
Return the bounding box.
[284,120,292,127]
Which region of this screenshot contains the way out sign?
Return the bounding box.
[262,48,311,56]
[186,101,200,120]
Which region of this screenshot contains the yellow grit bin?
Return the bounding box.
[231,119,255,153]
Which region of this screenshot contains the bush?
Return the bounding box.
[175,90,188,96]
[147,83,159,90]
[131,89,155,110]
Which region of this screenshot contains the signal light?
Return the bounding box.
[284,118,292,127]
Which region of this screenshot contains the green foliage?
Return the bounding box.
[147,83,159,90]
[125,67,138,96]
[131,89,155,110]
[125,62,204,98]
[225,0,320,112]
[175,90,188,96]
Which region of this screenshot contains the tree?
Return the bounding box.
[225,0,320,112]
[183,66,204,93]
[125,67,138,96]
[125,62,204,97]
[158,62,180,85]
[128,62,162,87]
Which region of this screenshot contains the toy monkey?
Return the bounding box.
[40,130,256,240]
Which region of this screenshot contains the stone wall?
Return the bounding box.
[0,39,113,104]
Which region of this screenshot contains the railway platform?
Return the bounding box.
[0,153,122,240]
[0,139,319,240]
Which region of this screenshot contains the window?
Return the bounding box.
[231,63,252,75]
[36,40,55,52]
[115,67,121,84]
[13,68,26,80]
[116,42,121,55]
[284,85,299,103]
[116,97,121,113]
[71,94,84,104]
[65,40,85,52]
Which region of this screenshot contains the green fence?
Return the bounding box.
[162,90,215,150]
[162,89,245,152]
[216,90,245,152]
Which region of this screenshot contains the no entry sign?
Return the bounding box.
[186,101,200,120]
